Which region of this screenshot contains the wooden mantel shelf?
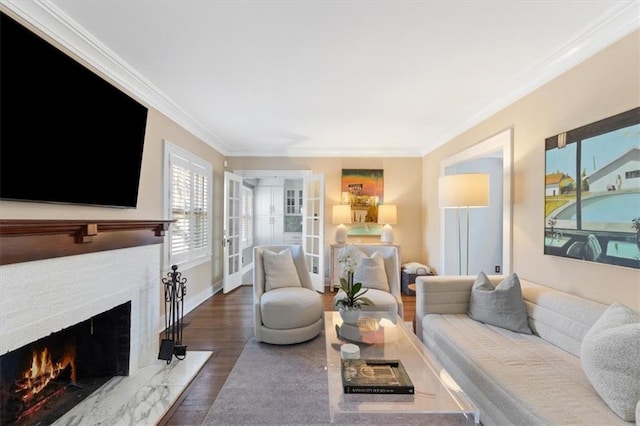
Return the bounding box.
[0,219,173,265]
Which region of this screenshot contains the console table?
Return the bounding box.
[329,243,401,291]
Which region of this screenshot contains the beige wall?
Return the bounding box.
[422,30,640,310]
[226,157,423,266]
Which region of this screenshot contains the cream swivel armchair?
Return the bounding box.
[253,244,323,344]
[333,244,404,318]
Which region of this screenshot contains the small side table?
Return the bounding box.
[401,268,433,295]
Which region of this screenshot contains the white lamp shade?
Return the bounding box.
[439,174,489,208]
[332,205,352,224]
[377,204,397,224]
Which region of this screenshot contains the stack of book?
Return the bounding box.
[341,359,414,394]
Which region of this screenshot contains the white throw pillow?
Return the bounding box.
[262,248,302,292]
[468,271,532,334]
[353,251,390,292]
[581,303,640,422]
[401,262,432,274]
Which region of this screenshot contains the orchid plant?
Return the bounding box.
[334,244,374,310]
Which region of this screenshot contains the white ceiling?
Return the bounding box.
[5,1,639,157]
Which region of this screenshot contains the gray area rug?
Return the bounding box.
[202,332,330,425]
[202,331,471,425]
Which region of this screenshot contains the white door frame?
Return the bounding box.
[439,128,513,275]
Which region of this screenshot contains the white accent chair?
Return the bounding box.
[253,244,324,345]
[332,244,404,318]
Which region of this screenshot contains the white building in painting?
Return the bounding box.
[585,148,640,192]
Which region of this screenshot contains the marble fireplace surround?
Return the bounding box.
[0,220,171,373]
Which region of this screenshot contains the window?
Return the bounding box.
[164,142,212,267]
[241,185,253,249]
[625,170,640,179]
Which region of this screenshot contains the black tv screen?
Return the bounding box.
[1,12,148,208]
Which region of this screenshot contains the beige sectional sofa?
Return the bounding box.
[414,274,635,425]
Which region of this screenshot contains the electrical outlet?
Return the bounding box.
[495,265,501,273]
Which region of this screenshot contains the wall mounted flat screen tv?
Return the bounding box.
[1,12,148,208]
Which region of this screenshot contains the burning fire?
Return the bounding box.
[15,345,76,403]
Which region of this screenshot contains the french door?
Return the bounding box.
[302,173,325,292]
[223,171,243,293]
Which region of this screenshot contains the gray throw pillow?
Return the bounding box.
[468,272,532,334]
[353,250,390,291]
[580,303,640,422]
[262,248,302,291]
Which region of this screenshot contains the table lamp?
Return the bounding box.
[377,204,397,244]
[332,205,352,244]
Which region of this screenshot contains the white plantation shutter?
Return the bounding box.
[170,164,191,256]
[165,142,212,266]
[192,172,208,250]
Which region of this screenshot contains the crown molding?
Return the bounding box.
[3,1,637,159]
[421,0,640,157]
[1,0,231,155]
[225,145,424,158]
[1,1,422,158]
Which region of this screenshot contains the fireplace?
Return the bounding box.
[1,302,131,424]
[0,220,172,424]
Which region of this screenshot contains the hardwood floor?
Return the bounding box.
[158,285,416,425]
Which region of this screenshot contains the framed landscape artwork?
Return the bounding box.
[341,169,384,235]
[544,107,640,269]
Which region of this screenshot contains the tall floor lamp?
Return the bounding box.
[439,173,489,275]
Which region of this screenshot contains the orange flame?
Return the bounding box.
[15,344,76,403]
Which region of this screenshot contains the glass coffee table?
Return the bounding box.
[324,311,479,424]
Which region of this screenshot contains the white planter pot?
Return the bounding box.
[339,308,361,325]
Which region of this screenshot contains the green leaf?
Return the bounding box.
[358,296,374,306]
[357,287,369,296]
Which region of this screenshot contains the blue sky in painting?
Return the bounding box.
[546,123,640,178]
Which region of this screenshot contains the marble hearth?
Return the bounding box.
[0,220,211,424]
